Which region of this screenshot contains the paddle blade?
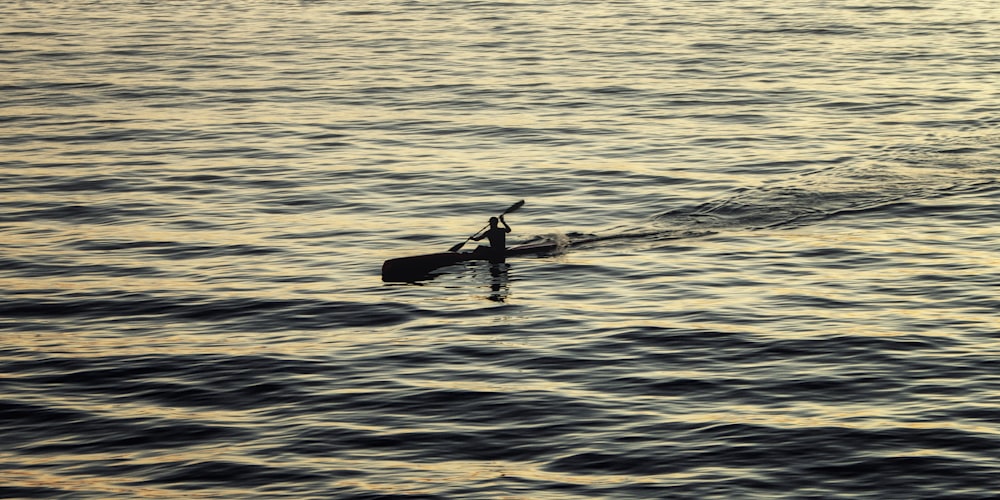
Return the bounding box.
[448,239,469,252]
[504,200,525,215]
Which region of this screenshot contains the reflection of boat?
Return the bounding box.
[381,242,558,282]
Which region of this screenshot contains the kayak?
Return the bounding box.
[381,226,708,282]
[381,241,559,282]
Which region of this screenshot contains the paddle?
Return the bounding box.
[448,200,524,252]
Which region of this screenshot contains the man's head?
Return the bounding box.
[489,216,499,228]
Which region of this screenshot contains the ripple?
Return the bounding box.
[2,0,999,497]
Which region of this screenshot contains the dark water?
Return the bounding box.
[2,1,999,498]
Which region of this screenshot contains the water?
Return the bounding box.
[2,0,999,498]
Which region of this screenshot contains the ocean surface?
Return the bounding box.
[2,0,999,498]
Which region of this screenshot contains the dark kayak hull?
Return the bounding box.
[381,242,559,282]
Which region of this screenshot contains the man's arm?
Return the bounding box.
[500,215,512,233]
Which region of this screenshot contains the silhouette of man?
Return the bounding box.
[472,215,512,263]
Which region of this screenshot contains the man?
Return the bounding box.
[472,215,512,263]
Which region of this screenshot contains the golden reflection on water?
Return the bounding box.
[2,1,997,497]
[0,465,197,499]
[322,455,637,496]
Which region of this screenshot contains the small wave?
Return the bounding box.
[0,294,422,330]
[0,202,170,225]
